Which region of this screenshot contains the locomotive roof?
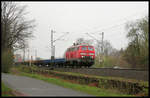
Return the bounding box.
[69,43,93,48]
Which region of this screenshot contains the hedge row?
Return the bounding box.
[20,66,148,95]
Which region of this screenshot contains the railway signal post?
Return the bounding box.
[99,32,104,65]
[50,28,69,60]
[51,29,55,60]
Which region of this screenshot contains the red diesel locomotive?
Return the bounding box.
[65,43,95,67]
[15,43,95,68]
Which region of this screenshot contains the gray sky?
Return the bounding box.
[15,2,148,60]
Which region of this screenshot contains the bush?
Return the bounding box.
[103,56,117,67]
[2,49,14,73]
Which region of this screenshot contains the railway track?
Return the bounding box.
[38,66,149,81]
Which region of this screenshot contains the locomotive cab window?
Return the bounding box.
[68,48,71,52]
[67,48,70,52]
[75,47,79,51]
[81,46,87,50]
[88,46,94,51]
[72,47,75,51]
[71,47,75,51]
[70,48,73,51]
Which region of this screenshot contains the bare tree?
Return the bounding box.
[1,2,36,52]
[94,40,116,56]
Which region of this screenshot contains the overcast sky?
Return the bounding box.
[15,1,148,60]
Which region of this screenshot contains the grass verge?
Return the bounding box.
[1,81,14,96]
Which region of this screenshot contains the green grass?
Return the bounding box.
[17,71,134,96]
[1,82,14,96]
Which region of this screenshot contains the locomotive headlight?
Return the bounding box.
[89,53,94,55]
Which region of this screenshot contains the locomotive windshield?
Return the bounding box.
[88,46,94,51]
[81,46,94,51]
[81,46,87,50]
